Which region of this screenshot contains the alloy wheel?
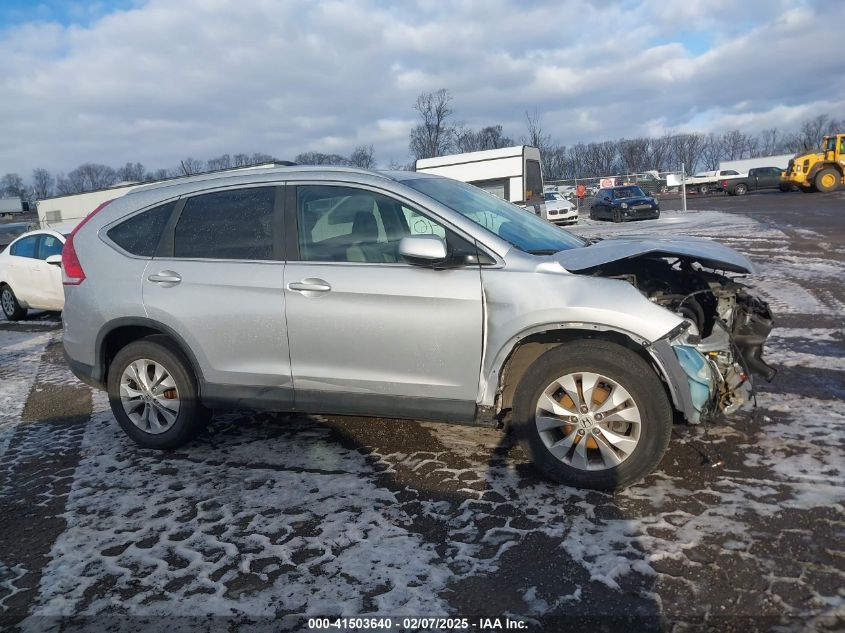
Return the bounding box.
[534,372,641,471]
[119,358,181,434]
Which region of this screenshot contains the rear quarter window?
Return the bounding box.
[107,202,176,257]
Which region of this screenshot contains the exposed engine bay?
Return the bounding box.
[583,255,776,420]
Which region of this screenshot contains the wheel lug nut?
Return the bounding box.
[580,405,588,413]
[577,430,585,436]
[595,413,603,420]
[592,427,600,435]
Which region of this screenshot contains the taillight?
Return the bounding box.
[62,199,113,286]
[722,180,728,187]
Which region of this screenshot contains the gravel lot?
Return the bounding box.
[1,191,843,632]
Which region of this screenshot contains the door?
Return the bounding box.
[5,234,39,306]
[142,186,293,405]
[758,167,781,189]
[284,184,483,420]
[30,234,65,309]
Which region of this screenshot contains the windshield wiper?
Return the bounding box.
[526,249,559,255]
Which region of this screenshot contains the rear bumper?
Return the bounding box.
[64,346,105,390]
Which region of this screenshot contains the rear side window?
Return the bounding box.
[174,188,276,260]
[107,202,175,257]
[10,235,37,258]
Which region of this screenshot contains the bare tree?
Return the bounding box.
[455,124,513,153]
[647,134,674,171]
[1,173,26,199]
[294,152,349,166]
[409,89,455,160]
[206,154,232,171]
[524,109,552,154]
[31,168,54,200]
[56,163,117,194]
[757,128,781,157]
[116,162,146,182]
[179,158,205,175]
[700,133,723,171]
[581,141,619,176]
[618,138,652,173]
[669,133,706,173]
[349,145,376,169]
[250,152,276,165]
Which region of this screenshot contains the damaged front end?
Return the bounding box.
[573,250,775,423]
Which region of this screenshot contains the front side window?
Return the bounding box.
[108,201,175,257]
[11,235,37,258]
[36,234,63,259]
[297,185,450,263]
[174,188,276,260]
[401,177,584,255]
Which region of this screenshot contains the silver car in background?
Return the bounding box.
[61,166,775,489]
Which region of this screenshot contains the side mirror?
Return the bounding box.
[46,254,62,266]
[399,235,448,266]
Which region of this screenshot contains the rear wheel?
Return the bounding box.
[107,337,210,449]
[815,168,840,193]
[1,285,26,321]
[734,183,748,196]
[512,341,673,490]
[698,184,709,195]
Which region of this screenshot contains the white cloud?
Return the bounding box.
[0,0,841,177]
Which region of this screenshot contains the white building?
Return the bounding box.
[719,153,794,173]
[415,146,544,206]
[36,163,285,231]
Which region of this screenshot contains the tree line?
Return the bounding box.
[408,89,844,180]
[1,145,376,203]
[3,90,842,203]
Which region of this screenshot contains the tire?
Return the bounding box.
[800,185,816,193]
[1,284,27,321]
[612,209,622,223]
[815,168,840,193]
[734,183,748,196]
[778,184,790,192]
[512,340,673,490]
[107,336,210,450]
[589,207,596,220]
[698,184,709,195]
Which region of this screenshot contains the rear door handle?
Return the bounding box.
[148,271,182,286]
[287,278,331,294]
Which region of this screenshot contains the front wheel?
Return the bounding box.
[512,341,673,490]
[815,168,840,193]
[698,184,709,195]
[1,285,26,321]
[107,337,210,449]
[778,184,790,192]
[612,209,622,223]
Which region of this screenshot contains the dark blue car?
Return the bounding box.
[589,186,660,223]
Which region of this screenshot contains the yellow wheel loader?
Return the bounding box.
[781,133,845,193]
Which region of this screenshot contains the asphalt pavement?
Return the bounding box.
[0,191,843,632]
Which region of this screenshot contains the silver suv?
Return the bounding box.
[62,166,775,489]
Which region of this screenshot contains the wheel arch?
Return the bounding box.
[96,317,206,390]
[483,324,682,418]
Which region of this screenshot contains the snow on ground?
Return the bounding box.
[2,207,844,628]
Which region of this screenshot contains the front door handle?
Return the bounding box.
[287,278,331,294]
[148,271,182,287]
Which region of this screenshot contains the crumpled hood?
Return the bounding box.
[557,234,754,274]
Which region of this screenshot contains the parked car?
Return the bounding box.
[722,167,787,195]
[589,186,660,222]
[542,191,578,225]
[62,167,774,490]
[0,229,67,320]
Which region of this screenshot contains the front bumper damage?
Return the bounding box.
[649,295,776,426]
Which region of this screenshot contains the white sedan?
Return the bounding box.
[0,229,67,320]
[542,191,578,225]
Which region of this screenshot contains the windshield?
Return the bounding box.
[611,186,646,199]
[401,177,584,254]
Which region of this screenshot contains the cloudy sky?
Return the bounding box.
[0,0,842,176]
